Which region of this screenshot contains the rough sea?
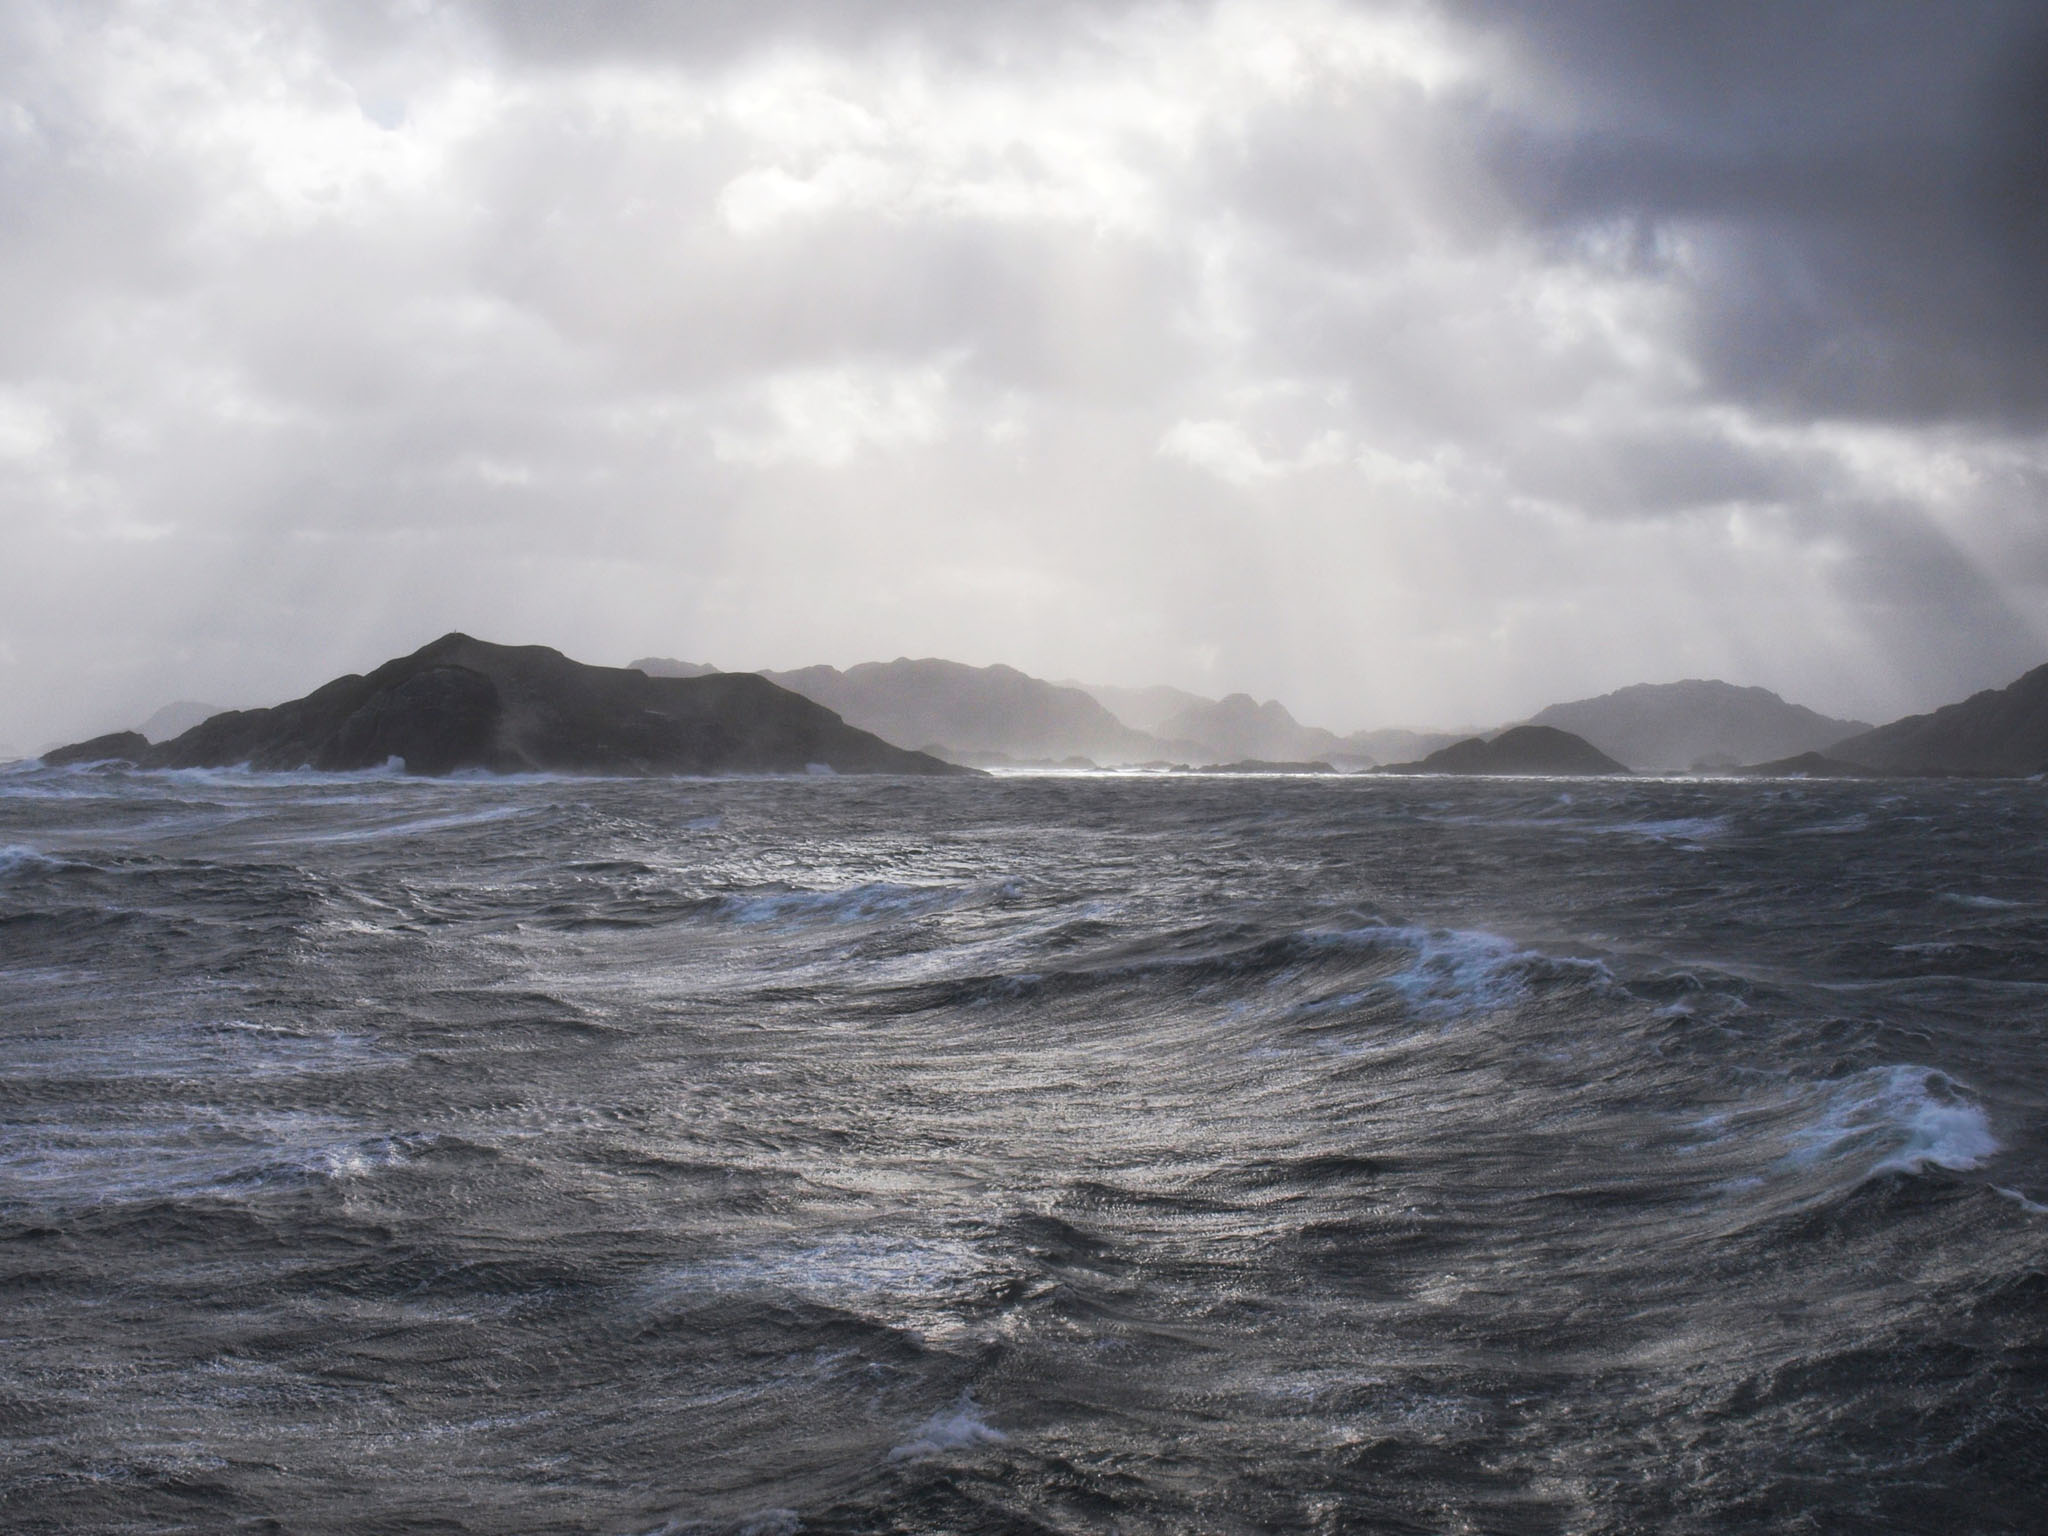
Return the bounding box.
[2,765,2044,1534]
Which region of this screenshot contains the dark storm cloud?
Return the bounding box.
[1469,0,2048,425]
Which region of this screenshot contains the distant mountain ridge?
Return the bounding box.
[70,647,2048,780]
[1069,681,1215,735]
[622,655,1868,771]
[629,657,720,680]
[1153,693,1349,765]
[1527,680,1868,771]
[756,658,1160,766]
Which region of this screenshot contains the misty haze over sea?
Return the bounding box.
[7,3,2048,1533]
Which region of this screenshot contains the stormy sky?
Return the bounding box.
[5,0,2048,749]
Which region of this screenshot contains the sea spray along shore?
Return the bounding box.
[2,766,2044,1532]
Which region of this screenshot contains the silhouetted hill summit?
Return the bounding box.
[44,635,963,777]
[1072,681,1216,735]
[1528,680,1867,770]
[630,657,720,679]
[141,701,229,742]
[756,658,1159,765]
[1382,725,1628,776]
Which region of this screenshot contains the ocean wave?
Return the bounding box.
[1786,812,1872,837]
[888,1390,1007,1461]
[0,1118,432,1208]
[0,842,60,880]
[1306,924,1613,1020]
[288,805,529,844]
[641,1509,802,1536]
[702,881,977,928]
[1784,1066,1999,1178]
[894,918,1614,1027]
[1939,891,2025,910]
[643,1232,992,1312]
[1591,815,1734,844]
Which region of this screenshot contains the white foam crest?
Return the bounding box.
[647,1232,987,1309]
[288,805,526,844]
[0,1116,424,1206]
[1593,815,1733,844]
[3,1017,390,1082]
[641,1509,801,1536]
[1308,924,1610,1020]
[1785,1065,1999,1178]
[1385,928,1531,1016]
[0,843,59,879]
[887,1391,1007,1461]
[712,881,968,928]
[1787,813,1871,837]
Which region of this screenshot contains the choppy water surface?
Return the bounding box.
[2,767,2045,1534]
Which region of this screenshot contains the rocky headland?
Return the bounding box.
[1826,662,2048,777]
[43,635,966,778]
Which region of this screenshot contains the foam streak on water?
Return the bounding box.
[1,768,2045,1534]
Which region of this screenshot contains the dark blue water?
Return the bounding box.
[2,766,2044,1533]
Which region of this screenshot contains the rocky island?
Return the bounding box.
[1378,724,1628,775]
[43,634,968,777]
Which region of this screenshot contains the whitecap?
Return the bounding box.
[887,1391,1007,1461]
[710,882,967,928]
[1787,813,1871,837]
[0,843,58,879]
[1306,924,1612,1020]
[1785,1065,1999,1178]
[288,805,528,845]
[645,1232,987,1310]
[1591,816,1733,844]
[639,1508,801,1536]
[0,1115,428,1207]
[1382,928,1533,1016]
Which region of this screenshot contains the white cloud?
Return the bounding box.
[0,393,58,462]
[711,361,954,466]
